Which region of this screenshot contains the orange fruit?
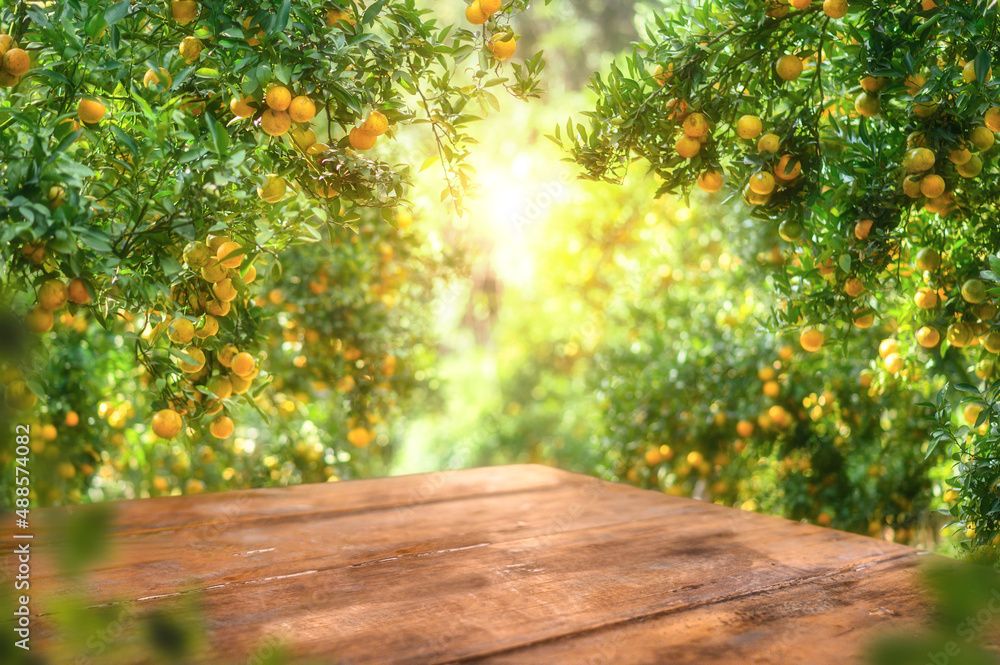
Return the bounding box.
[347,427,374,447]
[230,373,253,395]
[854,219,873,240]
[168,318,195,344]
[844,277,865,298]
[675,135,701,159]
[878,338,899,359]
[361,110,389,136]
[981,331,1000,353]
[915,247,941,271]
[958,154,983,178]
[243,16,264,46]
[914,287,938,309]
[488,34,516,61]
[257,174,287,203]
[903,147,935,173]
[852,308,875,329]
[78,98,107,124]
[260,109,291,136]
[683,113,710,138]
[349,127,377,150]
[758,133,780,153]
[291,127,317,150]
[2,48,29,76]
[465,0,489,24]
[985,107,1000,132]
[177,347,206,373]
[201,259,228,282]
[288,96,316,123]
[242,264,257,283]
[207,376,233,400]
[65,411,80,427]
[179,36,203,63]
[749,171,775,195]
[151,409,183,439]
[854,92,881,117]
[193,314,219,339]
[962,279,988,304]
[25,306,54,333]
[67,278,91,305]
[480,0,502,13]
[143,67,172,88]
[774,154,802,181]
[697,170,723,193]
[266,86,291,111]
[170,0,199,24]
[38,278,69,310]
[883,353,904,374]
[919,174,945,198]
[325,9,355,26]
[212,278,237,302]
[860,76,886,93]
[0,35,16,57]
[969,126,995,152]
[916,326,940,348]
[218,344,239,368]
[947,322,975,348]
[209,415,235,439]
[231,352,256,377]
[230,95,255,118]
[204,298,231,317]
[963,60,991,84]
[217,241,244,269]
[799,327,824,352]
[736,115,762,140]
[776,54,802,81]
[823,0,848,17]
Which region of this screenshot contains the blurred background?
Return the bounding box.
[11,0,961,559]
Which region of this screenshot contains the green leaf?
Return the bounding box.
[975,51,992,85]
[205,113,229,155]
[104,0,131,26]
[362,0,387,25]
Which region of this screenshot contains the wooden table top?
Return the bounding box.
[4,464,949,664]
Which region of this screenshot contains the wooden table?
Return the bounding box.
[4,465,948,663]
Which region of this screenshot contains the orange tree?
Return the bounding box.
[563,1,1000,555]
[0,0,544,506]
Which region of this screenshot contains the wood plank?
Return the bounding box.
[466,554,936,665]
[25,498,928,664]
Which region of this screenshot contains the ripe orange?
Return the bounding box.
[883,353,904,374]
[774,154,802,181]
[799,327,824,352]
[231,352,256,377]
[143,67,172,88]
[776,54,802,81]
[488,34,516,61]
[25,306,54,333]
[466,1,489,24]
[916,326,941,348]
[170,0,199,24]
[2,48,29,76]
[204,298,231,317]
[217,241,244,269]
[201,259,228,282]
[230,373,253,395]
[168,318,195,344]
[0,34,16,57]
[844,277,865,297]
[675,135,701,159]
[860,76,886,93]
[986,107,1000,132]
[218,344,239,368]
[962,279,988,304]
[969,126,995,151]
[213,278,238,302]
[480,0,502,13]
[854,218,873,240]
[758,133,780,153]
[915,247,940,271]
[230,95,255,118]
[288,96,316,123]
[736,115,762,140]
[179,36,203,63]
[260,109,291,136]
[948,146,972,165]
[183,241,212,269]
[67,278,91,305]
[243,16,264,46]
[903,147,935,173]
[919,174,945,198]
[291,127,317,150]
[763,380,781,398]
[38,278,69,310]
[749,171,775,195]
[325,8,355,26]
[963,60,991,84]
[683,112,710,138]
[207,376,233,400]
[878,339,899,359]
[790,0,811,8]
[347,427,374,447]
[697,170,723,193]
[257,174,287,203]
[852,308,875,329]
[349,127,378,150]
[914,287,938,309]
[736,420,755,438]
[194,314,219,339]
[823,0,848,17]
[957,154,983,178]
[151,408,184,439]
[361,110,389,136]
[78,98,107,124]
[266,85,292,111]
[209,415,235,439]
[65,411,80,427]
[854,92,881,117]
[243,264,257,283]
[177,346,206,373]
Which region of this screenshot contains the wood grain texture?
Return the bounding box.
[0,464,952,664]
